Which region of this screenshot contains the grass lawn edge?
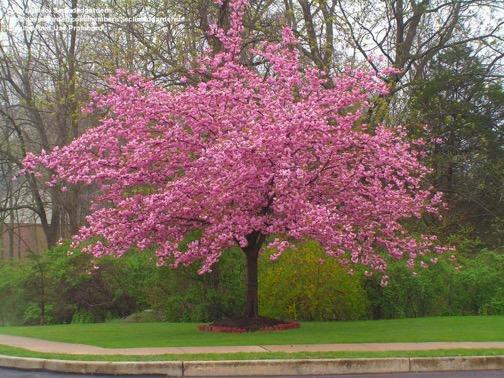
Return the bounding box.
[1,344,504,362]
[1,316,504,348]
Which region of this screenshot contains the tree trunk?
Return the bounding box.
[242,231,265,319]
[245,249,259,318]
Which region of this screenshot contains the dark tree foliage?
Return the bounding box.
[407,45,504,249]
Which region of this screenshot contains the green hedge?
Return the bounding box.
[1,242,503,325]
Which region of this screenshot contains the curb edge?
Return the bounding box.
[0,354,502,376]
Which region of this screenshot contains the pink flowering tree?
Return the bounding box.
[24,0,446,324]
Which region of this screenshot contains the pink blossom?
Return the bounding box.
[23,0,445,282]
[380,275,389,287]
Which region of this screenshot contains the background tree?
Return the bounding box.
[0,0,93,247]
[406,45,504,248]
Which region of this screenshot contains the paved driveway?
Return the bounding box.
[0,368,160,377]
[2,335,504,355]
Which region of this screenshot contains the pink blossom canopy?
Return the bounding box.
[24,0,445,284]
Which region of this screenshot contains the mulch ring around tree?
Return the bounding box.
[199,317,300,333]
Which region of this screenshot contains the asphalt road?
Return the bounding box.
[0,369,160,378]
[1,367,504,378]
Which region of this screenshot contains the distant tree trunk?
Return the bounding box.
[242,231,265,318]
[0,223,3,259]
[65,0,82,237]
[8,196,14,259]
[39,279,46,326]
[33,256,46,325]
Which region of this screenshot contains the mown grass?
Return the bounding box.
[0,344,504,361]
[0,316,503,348]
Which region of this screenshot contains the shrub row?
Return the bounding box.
[0,241,503,325]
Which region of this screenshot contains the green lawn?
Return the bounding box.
[0,316,503,348]
[0,344,504,361]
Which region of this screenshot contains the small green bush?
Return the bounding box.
[145,247,246,322]
[0,260,30,325]
[0,244,157,325]
[365,258,457,319]
[71,310,96,324]
[451,250,504,315]
[259,240,368,321]
[365,249,504,318]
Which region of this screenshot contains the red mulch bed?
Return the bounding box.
[199,317,300,333]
